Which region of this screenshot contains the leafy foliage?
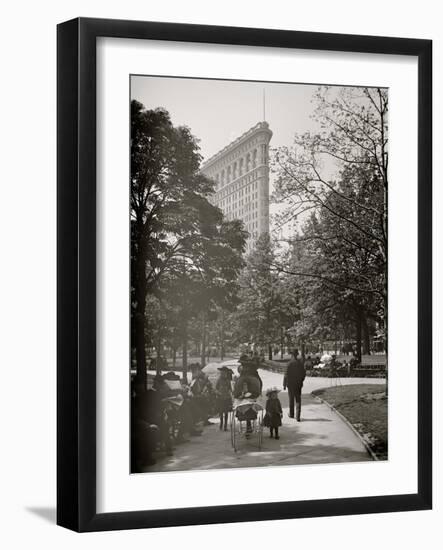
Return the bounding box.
[131,101,247,382]
[271,87,388,357]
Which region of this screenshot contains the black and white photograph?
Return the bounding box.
[130,76,388,474]
[0,0,438,541]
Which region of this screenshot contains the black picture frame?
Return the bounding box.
[57,17,432,532]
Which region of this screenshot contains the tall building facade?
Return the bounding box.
[201,121,272,253]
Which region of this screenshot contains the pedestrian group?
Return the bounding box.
[132,348,307,470]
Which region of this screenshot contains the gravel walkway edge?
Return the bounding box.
[311,393,379,461]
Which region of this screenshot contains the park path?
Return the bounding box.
[142,370,383,472]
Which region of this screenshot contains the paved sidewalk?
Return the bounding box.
[142,370,375,473]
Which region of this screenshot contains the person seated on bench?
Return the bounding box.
[131,377,172,470]
[160,372,203,442]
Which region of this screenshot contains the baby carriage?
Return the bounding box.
[230,398,264,452]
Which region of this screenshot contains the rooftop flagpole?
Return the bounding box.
[263,88,266,121]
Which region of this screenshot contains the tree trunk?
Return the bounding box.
[355,310,362,363]
[156,336,161,359]
[155,333,162,375]
[134,233,148,390]
[220,312,225,361]
[135,309,147,389]
[220,311,224,361]
[362,313,371,355]
[172,347,177,369]
[268,344,273,361]
[200,311,206,367]
[280,326,284,359]
[182,318,188,383]
[383,294,388,396]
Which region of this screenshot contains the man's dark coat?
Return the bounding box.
[283,358,306,389]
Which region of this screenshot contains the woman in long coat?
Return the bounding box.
[233,354,263,398]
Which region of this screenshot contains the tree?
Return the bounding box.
[131,100,247,384]
[272,87,388,359]
[235,234,289,359]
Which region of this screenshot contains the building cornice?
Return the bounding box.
[201,121,272,171]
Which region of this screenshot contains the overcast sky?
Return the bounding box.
[130,76,337,235]
[130,76,381,238]
[130,75,326,163]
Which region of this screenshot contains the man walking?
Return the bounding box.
[283,349,306,421]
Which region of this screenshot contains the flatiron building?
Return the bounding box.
[201,121,272,253]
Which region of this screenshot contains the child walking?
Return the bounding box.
[264,387,283,439]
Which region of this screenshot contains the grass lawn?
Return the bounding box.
[313,384,388,460]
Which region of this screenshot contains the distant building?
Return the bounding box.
[201,122,272,253]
